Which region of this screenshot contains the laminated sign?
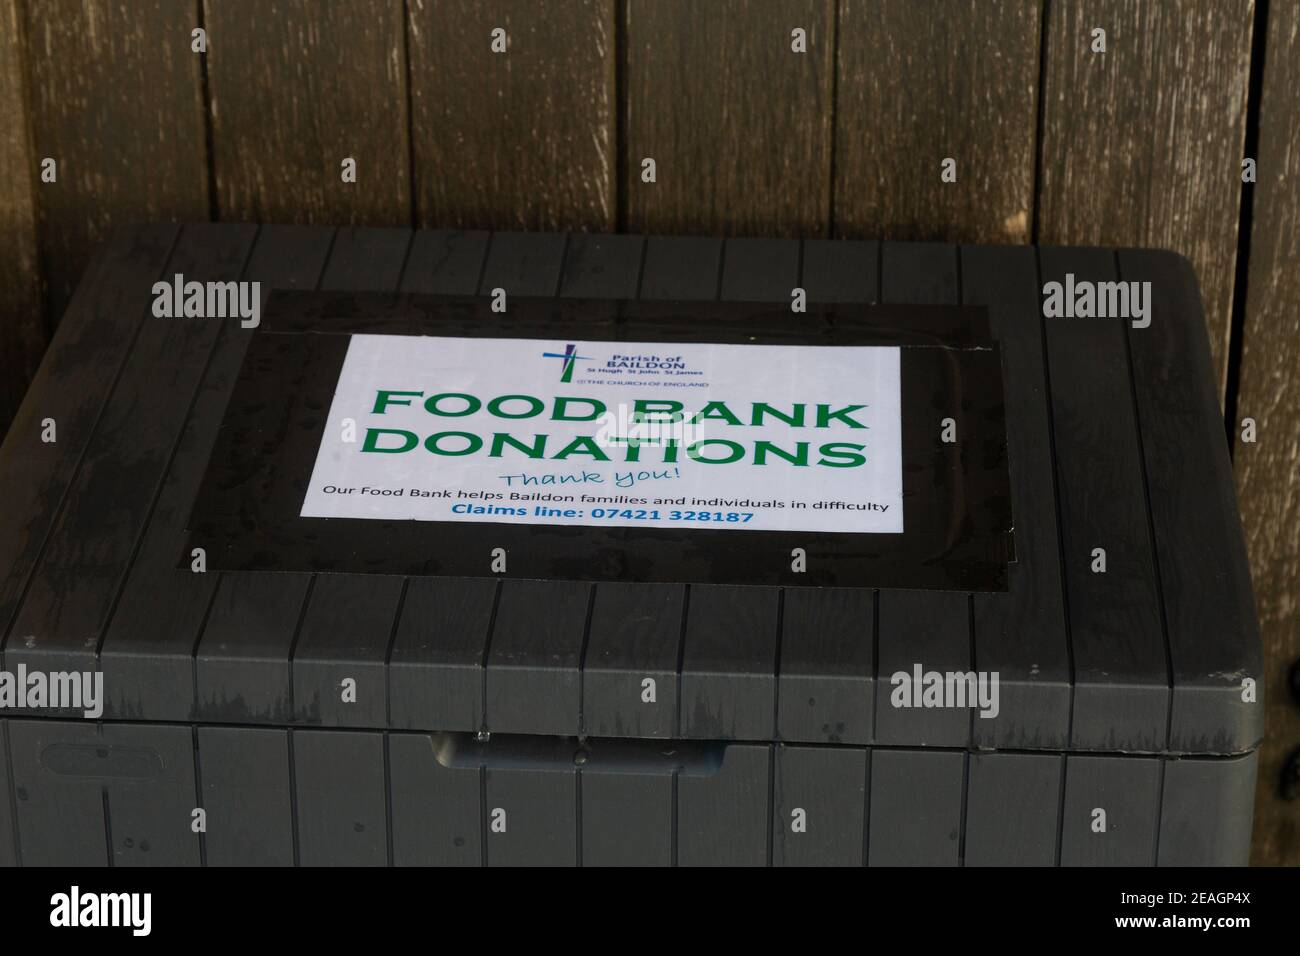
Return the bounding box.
[185,294,1014,588]
[300,334,905,534]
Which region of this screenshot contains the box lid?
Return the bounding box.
[0,226,1262,756]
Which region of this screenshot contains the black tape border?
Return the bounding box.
[182,294,1014,591]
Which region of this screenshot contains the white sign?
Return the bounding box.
[300,334,904,534]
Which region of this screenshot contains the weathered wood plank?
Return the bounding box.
[1038,0,1254,400]
[205,0,410,225]
[834,0,1040,244]
[22,0,208,324]
[408,0,614,231]
[625,0,834,236]
[0,0,43,436]
[1235,0,1300,868]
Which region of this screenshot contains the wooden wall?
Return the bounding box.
[0,0,1295,864]
[1234,0,1300,868]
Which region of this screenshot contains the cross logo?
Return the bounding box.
[541,343,590,383]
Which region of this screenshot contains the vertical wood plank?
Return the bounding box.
[408,0,614,231]
[22,0,209,324]
[834,0,1040,244]
[1038,0,1254,400]
[205,0,410,225]
[0,0,42,436]
[625,0,834,236]
[1235,0,1300,869]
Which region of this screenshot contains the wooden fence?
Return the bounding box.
[0,0,1295,865]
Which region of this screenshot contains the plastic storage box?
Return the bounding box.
[0,225,1261,866]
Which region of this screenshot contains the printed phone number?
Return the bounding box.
[592,508,754,523]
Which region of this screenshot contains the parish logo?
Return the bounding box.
[542,343,590,383]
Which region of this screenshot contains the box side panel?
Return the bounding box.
[389,733,482,866]
[868,748,964,866]
[1060,754,1161,866]
[965,751,1062,866]
[678,743,770,866]
[773,744,867,867]
[1158,753,1257,866]
[1120,249,1264,754]
[0,721,16,866]
[197,726,294,866]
